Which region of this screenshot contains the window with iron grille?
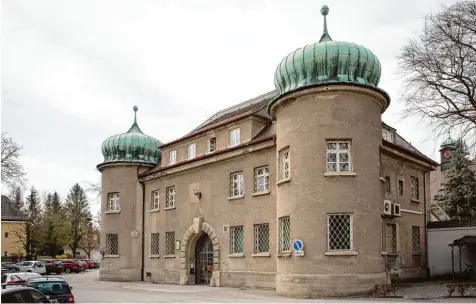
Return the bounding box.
[166,187,175,209]
[106,234,119,255]
[151,190,159,210]
[385,176,391,193]
[229,128,240,147]
[278,148,290,181]
[208,137,216,153]
[411,176,419,200]
[107,193,120,211]
[326,141,352,172]
[385,223,397,253]
[188,143,196,159]
[327,214,353,251]
[279,216,291,252]
[230,226,244,253]
[150,233,160,255]
[169,150,177,164]
[165,232,175,255]
[412,226,421,252]
[254,166,270,193]
[398,180,404,196]
[230,171,244,197]
[253,224,269,253]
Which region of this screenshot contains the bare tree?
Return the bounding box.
[397,1,476,150]
[1,133,26,188]
[79,224,99,259]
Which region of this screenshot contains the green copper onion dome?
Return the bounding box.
[99,106,161,167]
[274,5,382,97]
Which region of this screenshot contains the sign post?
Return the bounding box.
[292,239,304,256]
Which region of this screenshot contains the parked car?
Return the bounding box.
[12,261,46,275]
[1,286,50,303]
[81,260,94,269]
[27,277,75,303]
[58,260,80,274]
[40,260,64,275]
[72,260,86,272]
[1,272,42,289]
[92,260,100,269]
[1,262,16,273]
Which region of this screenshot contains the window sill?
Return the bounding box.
[277,251,292,257]
[228,195,244,201]
[276,179,291,186]
[324,172,356,177]
[228,253,244,258]
[325,251,358,256]
[252,191,270,197]
[149,255,160,259]
[104,255,120,258]
[165,206,176,210]
[412,252,422,256]
[252,252,270,257]
[149,209,160,213]
[163,254,175,258]
[105,210,121,214]
[411,198,422,203]
[379,177,386,183]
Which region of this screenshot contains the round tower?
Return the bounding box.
[97,106,161,281]
[439,131,457,172]
[269,6,390,297]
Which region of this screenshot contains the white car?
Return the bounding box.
[1,272,42,289]
[13,261,46,275]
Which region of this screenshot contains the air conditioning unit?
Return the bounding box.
[383,200,392,215]
[392,203,401,216]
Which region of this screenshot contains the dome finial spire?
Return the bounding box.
[133,105,139,124]
[319,5,332,43]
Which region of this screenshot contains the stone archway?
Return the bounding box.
[179,217,220,287]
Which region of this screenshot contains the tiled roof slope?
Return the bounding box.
[1,195,27,221]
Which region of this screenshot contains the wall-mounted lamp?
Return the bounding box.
[193,190,202,200]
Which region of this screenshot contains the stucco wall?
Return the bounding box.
[1,222,26,256]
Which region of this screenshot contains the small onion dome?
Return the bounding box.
[99,106,161,168]
[273,5,384,99]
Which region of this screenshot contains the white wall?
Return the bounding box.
[428,227,476,277]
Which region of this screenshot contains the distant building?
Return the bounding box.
[1,195,27,260]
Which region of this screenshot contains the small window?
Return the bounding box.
[208,137,216,153]
[169,150,177,165]
[327,214,353,251]
[151,190,159,210]
[326,140,352,172]
[106,234,119,255]
[4,251,7,257]
[150,233,160,255]
[398,180,404,196]
[411,176,419,200]
[165,232,175,255]
[107,193,120,211]
[4,232,8,238]
[254,166,270,193]
[229,128,240,147]
[278,148,290,181]
[279,216,291,252]
[230,171,244,197]
[385,176,391,193]
[382,129,394,142]
[230,226,244,254]
[166,187,175,209]
[412,226,421,253]
[187,143,196,160]
[254,223,269,253]
[385,223,397,253]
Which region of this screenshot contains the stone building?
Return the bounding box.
[97,6,438,297]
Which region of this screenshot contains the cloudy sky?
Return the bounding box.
[2,0,460,214]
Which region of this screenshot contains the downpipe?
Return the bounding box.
[423,169,430,278]
[138,167,146,282]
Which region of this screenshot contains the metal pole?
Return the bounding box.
[451,245,455,281]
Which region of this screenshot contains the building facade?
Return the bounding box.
[97,6,438,297]
[1,195,27,260]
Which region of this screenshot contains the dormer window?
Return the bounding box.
[382,129,394,142]
[188,143,196,159]
[169,150,177,165]
[229,128,240,147]
[208,137,216,153]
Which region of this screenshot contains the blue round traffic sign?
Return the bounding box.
[293,239,303,251]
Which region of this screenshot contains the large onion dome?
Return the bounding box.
[98,106,161,168]
[273,5,384,98]
[440,132,458,148]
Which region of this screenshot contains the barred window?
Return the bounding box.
[165,232,175,255]
[327,214,353,251]
[254,223,269,253]
[230,171,244,197]
[166,187,175,209]
[412,226,421,252]
[278,148,290,181]
[279,216,291,252]
[151,190,159,210]
[230,226,244,253]
[188,143,196,159]
[208,137,216,153]
[385,223,397,253]
[385,176,391,193]
[254,166,270,193]
[107,193,120,211]
[106,234,119,255]
[150,233,160,255]
[398,180,404,196]
[326,140,352,172]
[411,176,419,200]
[169,150,177,165]
[229,128,240,147]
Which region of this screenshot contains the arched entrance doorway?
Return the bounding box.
[195,234,213,285]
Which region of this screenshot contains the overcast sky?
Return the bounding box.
[2,0,460,214]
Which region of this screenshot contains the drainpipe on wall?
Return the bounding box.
[423,169,430,278]
[138,167,146,282]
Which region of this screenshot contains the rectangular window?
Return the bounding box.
[187,143,196,160]
[106,234,119,255]
[165,231,175,255]
[229,128,240,147]
[385,176,391,193]
[278,148,290,181]
[208,137,216,153]
[398,180,404,196]
[327,214,353,251]
[382,130,394,142]
[411,176,419,200]
[326,140,352,172]
[254,166,270,193]
[412,226,421,253]
[107,193,120,211]
[229,171,244,197]
[230,226,244,253]
[169,150,177,165]
[254,223,269,253]
[4,232,8,238]
[150,233,160,255]
[151,190,159,210]
[166,187,175,209]
[279,216,291,252]
[385,223,397,253]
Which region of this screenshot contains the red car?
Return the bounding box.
[81,259,94,269]
[59,259,81,273]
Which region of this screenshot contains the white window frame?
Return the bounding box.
[278,148,290,181]
[327,213,353,252]
[253,223,269,253]
[326,140,352,173]
[151,190,159,211]
[254,166,270,193]
[107,193,120,211]
[229,128,240,147]
[411,176,419,200]
[169,150,177,165]
[187,143,196,160]
[166,186,176,209]
[382,129,394,142]
[229,171,244,198]
[207,137,217,153]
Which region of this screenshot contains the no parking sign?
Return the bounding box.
[293,239,304,257]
